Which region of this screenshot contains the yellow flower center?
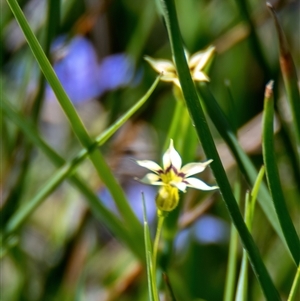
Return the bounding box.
[160,168,182,185]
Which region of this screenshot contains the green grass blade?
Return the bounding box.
[1,77,160,259]
[236,167,264,301]
[250,166,265,226]
[235,192,251,301]
[2,0,60,225]
[267,3,300,152]
[157,0,281,299]
[197,83,285,245]
[262,81,300,265]
[6,0,142,240]
[288,265,300,301]
[224,182,241,301]
[162,273,177,301]
[74,268,86,301]
[235,0,270,75]
[142,194,156,301]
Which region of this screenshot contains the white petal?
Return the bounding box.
[163,139,182,171]
[144,56,176,74]
[171,181,187,192]
[181,160,213,177]
[136,160,162,173]
[172,78,181,88]
[192,71,210,82]
[190,46,215,72]
[139,173,163,185]
[185,177,218,191]
[161,72,178,82]
[189,52,205,69]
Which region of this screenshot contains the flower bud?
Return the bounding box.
[155,185,179,212]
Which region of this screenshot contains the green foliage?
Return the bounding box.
[2,0,299,300]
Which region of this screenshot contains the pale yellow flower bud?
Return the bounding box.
[156,185,179,212]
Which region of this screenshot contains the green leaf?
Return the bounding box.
[197,83,285,246]
[267,3,300,154]
[156,0,281,299]
[143,194,156,301]
[288,265,300,301]
[224,181,241,301]
[1,76,160,260]
[6,0,142,244]
[262,81,300,266]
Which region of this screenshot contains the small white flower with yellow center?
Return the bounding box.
[136,139,218,212]
[144,46,215,88]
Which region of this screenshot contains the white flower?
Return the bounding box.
[136,139,218,193]
[144,46,215,88]
[136,140,218,212]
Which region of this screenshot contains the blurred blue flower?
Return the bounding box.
[98,180,157,224]
[98,54,135,92]
[46,35,138,105]
[175,214,230,254]
[192,215,229,244]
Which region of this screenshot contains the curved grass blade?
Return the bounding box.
[157,0,281,299]
[288,265,300,301]
[267,3,300,153]
[235,191,250,301]
[142,194,157,301]
[163,273,177,301]
[224,181,241,301]
[197,83,285,246]
[235,0,270,76]
[2,0,60,226]
[262,81,300,265]
[6,0,141,241]
[1,77,160,260]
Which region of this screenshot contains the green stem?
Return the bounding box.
[235,192,251,301]
[197,83,285,247]
[1,77,160,259]
[267,3,300,153]
[235,0,271,76]
[6,0,141,239]
[158,0,281,299]
[224,182,241,301]
[288,265,300,301]
[152,211,166,300]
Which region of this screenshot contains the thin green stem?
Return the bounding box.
[288,265,300,301]
[1,77,160,259]
[267,3,300,154]
[158,0,281,299]
[143,194,156,301]
[224,181,241,301]
[235,193,250,301]
[197,83,285,247]
[152,211,166,301]
[250,166,265,226]
[6,0,141,239]
[235,0,271,76]
[236,166,264,300]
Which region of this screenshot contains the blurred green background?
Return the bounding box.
[1,0,299,300]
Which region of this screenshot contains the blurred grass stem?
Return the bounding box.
[288,265,300,301]
[267,3,300,158]
[224,181,241,301]
[6,0,142,241]
[1,77,160,259]
[152,211,166,300]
